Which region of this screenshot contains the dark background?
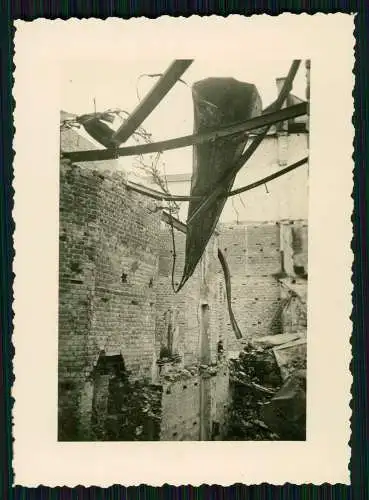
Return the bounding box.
[0,1,367,499]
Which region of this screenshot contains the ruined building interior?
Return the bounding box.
[59,60,309,441]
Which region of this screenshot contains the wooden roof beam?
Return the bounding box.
[126,156,308,202]
[62,102,307,163]
[109,59,194,147]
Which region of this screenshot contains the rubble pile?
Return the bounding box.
[158,360,224,382]
[262,368,306,440]
[227,342,282,440]
[98,378,163,441]
[227,335,307,441]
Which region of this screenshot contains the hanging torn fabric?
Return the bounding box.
[176,78,262,292]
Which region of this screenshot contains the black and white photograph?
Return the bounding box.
[58,58,309,442]
[13,15,353,486]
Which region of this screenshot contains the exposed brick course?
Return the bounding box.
[58,160,162,439]
[59,119,307,441]
[59,152,230,440]
[219,220,308,353]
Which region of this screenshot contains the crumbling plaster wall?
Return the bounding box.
[280,221,308,276]
[279,221,308,335]
[155,226,231,439]
[159,363,230,441]
[225,133,308,223]
[160,375,202,441]
[158,133,308,224]
[155,226,228,369]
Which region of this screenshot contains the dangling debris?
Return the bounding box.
[161,210,244,340]
[77,112,117,148]
[218,248,243,339]
[176,78,262,291]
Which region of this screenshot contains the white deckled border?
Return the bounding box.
[12,14,354,486]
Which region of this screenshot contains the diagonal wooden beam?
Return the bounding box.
[161,211,188,233]
[126,156,308,202]
[108,59,194,147]
[62,102,307,163]
[126,180,201,201]
[228,156,308,197]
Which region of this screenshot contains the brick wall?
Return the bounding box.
[58,161,161,440]
[58,158,231,440]
[90,173,160,380]
[219,222,282,352]
[58,164,101,439]
[60,113,237,441]
[155,225,228,370]
[155,226,231,439]
[58,149,307,440]
[219,220,308,353]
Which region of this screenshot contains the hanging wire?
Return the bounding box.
[231,196,240,224]
[169,202,178,293]
[161,161,180,293]
[238,194,246,209]
[133,70,187,293]
[135,72,219,112]
[136,73,189,102]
